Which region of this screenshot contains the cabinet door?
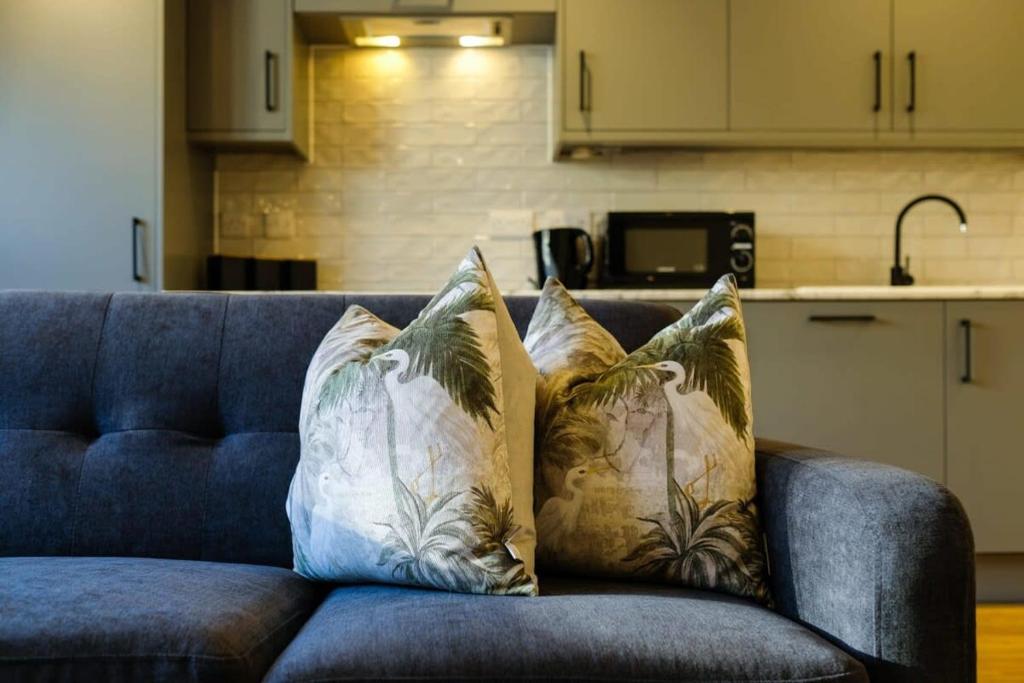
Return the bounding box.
[730,0,890,132]
[946,303,1024,552]
[894,0,1024,132]
[561,0,727,132]
[743,302,945,481]
[0,0,159,291]
[188,0,289,133]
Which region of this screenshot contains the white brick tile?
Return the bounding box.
[611,192,702,211]
[433,191,522,213]
[476,168,564,191]
[433,145,523,168]
[387,168,475,191]
[834,171,923,191]
[657,169,745,191]
[476,123,546,145]
[263,211,296,239]
[522,191,612,211]
[297,169,345,192]
[791,237,881,260]
[218,194,253,214]
[218,238,254,257]
[486,210,534,237]
[922,170,1014,192]
[834,259,888,285]
[746,171,834,192]
[220,212,254,238]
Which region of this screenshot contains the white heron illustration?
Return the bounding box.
[536,463,603,553]
[372,348,483,488]
[638,360,743,496]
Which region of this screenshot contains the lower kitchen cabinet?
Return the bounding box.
[741,301,947,481]
[945,302,1024,553]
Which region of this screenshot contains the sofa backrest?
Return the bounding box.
[0,291,680,567]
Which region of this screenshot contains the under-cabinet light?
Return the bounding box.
[354,35,401,48]
[458,35,504,48]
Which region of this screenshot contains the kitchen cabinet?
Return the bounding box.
[553,0,1024,155]
[188,0,311,158]
[893,0,1024,134]
[742,302,947,482]
[729,0,890,133]
[555,0,727,142]
[0,0,212,291]
[945,303,1024,553]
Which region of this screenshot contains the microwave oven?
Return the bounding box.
[601,211,755,288]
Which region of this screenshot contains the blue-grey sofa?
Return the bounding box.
[0,291,975,683]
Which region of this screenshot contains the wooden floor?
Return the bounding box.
[979,605,1024,682]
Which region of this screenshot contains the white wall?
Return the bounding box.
[215,46,1024,291]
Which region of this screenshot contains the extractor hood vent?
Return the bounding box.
[294,1,555,46]
[345,16,510,47]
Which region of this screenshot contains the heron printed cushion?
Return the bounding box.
[525,275,770,602]
[287,247,539,596]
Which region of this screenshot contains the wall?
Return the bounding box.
[163,0,213,290]
[215,46,1024,291]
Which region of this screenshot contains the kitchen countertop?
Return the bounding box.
[510,286,1024,301]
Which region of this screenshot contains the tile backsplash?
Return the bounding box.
[215,46,1024,291]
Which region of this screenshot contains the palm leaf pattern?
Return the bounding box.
[569,275,749,441]
[377,480,536,595]
[462,486,536,595]
[378,480,480,592]
[622,480,767,602]
[385,288,498,428]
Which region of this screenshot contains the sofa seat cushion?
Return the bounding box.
[0,557,323,683]
[264,577,868,683]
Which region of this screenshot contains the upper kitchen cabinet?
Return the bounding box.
[0,0,212,291]
[894,0,1024,136]
[946,302,1024,553]
[188,0,311,158]
[554,0,728,149]
[730,0,890,134]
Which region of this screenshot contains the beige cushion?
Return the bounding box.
[524,274,769,602]
[288,247,538,595]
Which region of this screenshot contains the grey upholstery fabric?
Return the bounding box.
[0,556,323,683]
[264,576,868,683]
[756,440,976,683]
[0,290,681,566]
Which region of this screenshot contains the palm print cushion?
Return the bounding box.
[287,248,538,595]
[524,274,770,603]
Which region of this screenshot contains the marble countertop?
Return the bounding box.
[509,286,1024,301]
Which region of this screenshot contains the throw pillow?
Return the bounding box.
[524,274,769,602]
[288,247,538,596]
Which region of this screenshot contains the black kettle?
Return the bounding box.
[532,227,594,289]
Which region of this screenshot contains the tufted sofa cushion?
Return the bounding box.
[0,290,680,567]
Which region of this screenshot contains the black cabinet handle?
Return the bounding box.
[131,217,143,283]
[265,50,279,112]
[808,314,878,323]
[960,319,972,383]
[873,50,882,112]
[578,50,591,113]
[906,51,916,113]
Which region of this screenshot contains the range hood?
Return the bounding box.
[294,0,555,46]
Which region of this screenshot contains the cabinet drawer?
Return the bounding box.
[742,301,945,481]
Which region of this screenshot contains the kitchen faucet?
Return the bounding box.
[891,194,968,286]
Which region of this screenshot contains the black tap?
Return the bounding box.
[892,194,968,286]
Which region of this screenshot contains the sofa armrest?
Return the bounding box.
[755,439,975,683]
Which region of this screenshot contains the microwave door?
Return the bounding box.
[623,226,710,278]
